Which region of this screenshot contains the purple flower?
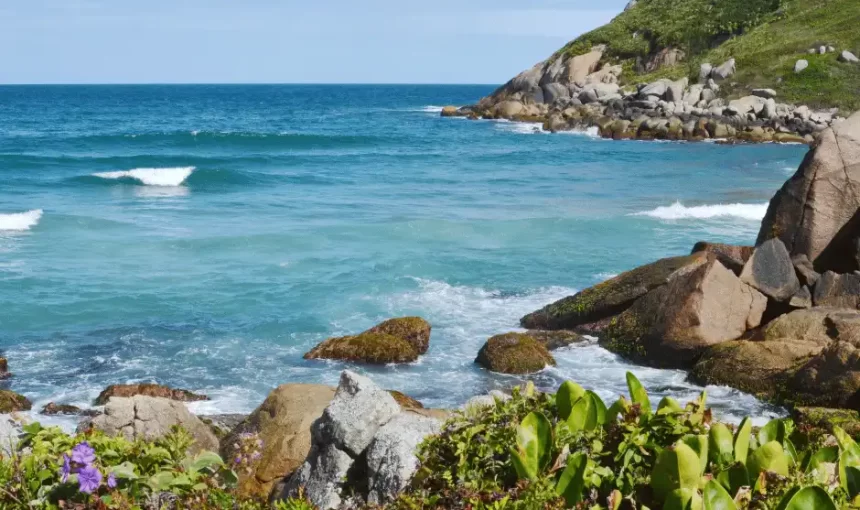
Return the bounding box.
[77,465,102,494]
[106,473,117,489]
[60,455,71,483]
[71,442,96,466]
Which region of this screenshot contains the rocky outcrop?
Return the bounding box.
[757,111,860,271]
[521,253,708,330]
[474,333,556,374]
[691,241,754,275]
[41,402,97,417]
[304,317,431,364]
[791,340,860,408]
[601,257,767,368]
[85,396,218,453]
[0,390,32,413]
[94,383,208,406]
[739,238,801,302]
[278,371,441,509]
[814,272,860,308]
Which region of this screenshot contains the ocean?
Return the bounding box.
[0,84,806,426]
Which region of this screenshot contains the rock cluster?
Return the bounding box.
[304,317,431,364]
[94,383,209,406]
[443,47,844,143]
[520,111,860,410]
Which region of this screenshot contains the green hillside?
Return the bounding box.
[558,0,860,111]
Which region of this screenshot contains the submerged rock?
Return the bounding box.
[304,317,431,364]
[0,390,32,413]
[475,333,556,374]
[94,383,209,406]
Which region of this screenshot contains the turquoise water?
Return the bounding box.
[0,85,805,423]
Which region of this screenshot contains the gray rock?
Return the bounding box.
[639,80,670,99]
[624,0,637,11]
[813,271,860,308]
[740,238,801,302]
[789,286,813,309]
[312,370,400,457]
[541,82,570,104]
[579,88,599,104]
[819,46,827,55]
[666,77,689,102]
[699,63,713,83]
[752,88,777,99]
[86,396,218,453]
[728,95,766,115]
[463,391,510,413]
[795,59,809,73]
[284,443,353,510]
[794,105,811,120]
[840,51,860,63]
[683,84,704,105]
[366,413,442,505]
[762,98,778,120]
[0,414,25,457]
[711,58,736,82]
[200,413,247,436]
[792,255,821,287]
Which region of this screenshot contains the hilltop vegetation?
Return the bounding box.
[557,0,860,111]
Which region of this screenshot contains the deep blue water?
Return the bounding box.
[0,85,806,424]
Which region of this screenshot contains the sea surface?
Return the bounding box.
[0,85,808,426]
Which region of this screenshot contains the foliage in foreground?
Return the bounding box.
[394,373,860,509]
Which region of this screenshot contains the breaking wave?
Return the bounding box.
[0,209,43,231]
[92,167,195,187]
[633,201,768,221]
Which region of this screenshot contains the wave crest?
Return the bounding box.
[633,201,768,221]
[0,209,43,231]
[92,167,195,187]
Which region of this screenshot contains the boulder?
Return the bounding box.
[495,100,525,118]
[813,272,860,308]
[305,317,431,364]
[566,49,604,85]
[366,412,442,505]
[791,340,860,408]
[789,286,813,309]
[86,396,218,453]
[41,402,97,417]
[520,253,708,329]
[691,241,754,275]
[757,111,860,268]
[683,84,704,105]
[793,407,860,435]
[601,257,767,368]
[795,59,809,73]
[367,317,431,355]
[728,96,766,115]
[440,106,459,117]
[283,443,353,510]
[464,391,511,414]
[755,307,860,346]
[739,238,801,301]
[666,78,688,103]
[94,383,208,406]
[792,254,821,287]
[525,330,587,350]
[711,58,736,82]
[840,51,860,63]
[475,333,555,374]
[200,414,247,438]
[542,82,570,104]
[699,63,713,82]
[752,88,777,99]
[0,390,32,413]
[639,80,670,99]
[221,384,335,498]
[0,357,9,380]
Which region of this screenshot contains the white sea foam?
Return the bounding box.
[418,105,445,113]
[0,209,43,231]
[93,167,195,187]
[557,126,601,138]
[633,201,768,221]
[497,121,546,134]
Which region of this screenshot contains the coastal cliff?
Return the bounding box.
[444,0,860,143]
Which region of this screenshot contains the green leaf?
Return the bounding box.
[606,396,630,423]
[681,435,709,475]
[834,425,858,451]
[806,446,838,474]
[747,441,789,477]
[148,471,175,491]
[709,423,735,466]
[109,461,139,480]
[512,412,553,481]
[555,452,587,506]
[626,372,651,414]
[221,468,239,488]
[651,442,702,502]
[775,486,837,510]
[733,418,752,465]
[556,381,586,421]
[658,396,683,414]
[784,438,798,467]
[757,418,786,446]
[716,463,748,498]
[836,425,860,494]
[664,488,703,510]
[567,396,600,433]
[703,479,738,510]
[847,466,860,498]
[188,451,225,473]
[585,390,607,425]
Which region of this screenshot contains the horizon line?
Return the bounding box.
[0,82,502,87]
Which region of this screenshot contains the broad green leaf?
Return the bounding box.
[775,486,837,510]
[170,474,193,488]
[716,463,748,498]
[806,446,838,474]
[556,381,586,421]
[651,443,701,502]
[512,412,553,480]
[568,396,599,433]
[784,438,798,467]
[757,419,786,446]
[664,488,703,510]
[733,418,752,465]
[747,441,789,477]
[703,479,737,510]
[148,471,175,491]
[585,390,607,425]
[847,466,860,498]
[109,462,139,480]
[221,469,239,488]
[626,372,651,414]
[608,489,623,510]
[682,435,709,475]
[555,452,587,506]
[658,396,683,414]
[606,396,630,423]
[836,425,860,493]
[189,451,225,473]
[834,425,858,451]
[709,423,735,466]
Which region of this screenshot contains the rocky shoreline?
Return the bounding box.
[441,45,856,144]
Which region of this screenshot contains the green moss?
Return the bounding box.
[367,316,432,354]
[601,311,648,360]
[387,390,424,410]
[793,407,860,436]
[0,390,32,413]
[475,333,556,374]
[304,332,419,364]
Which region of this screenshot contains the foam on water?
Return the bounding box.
[0,209,43,231]
[633,201,768,221]
[557,126,602,138]
[418,105,445,113]
[92,167,195,186]
[497,122,546,134]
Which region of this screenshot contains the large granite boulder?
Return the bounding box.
[366,412,442,506]
[691,241,754,275]
[86,396,218,453]
[520,253,708,330]
[601,257,767,368]
[756,307,860,345]
[305,317,431,364]
[814,272,860,308]
[791,340,860,408]
[475,333,556,374]
[0,390,32,413]
[739,238,801,301]
[94,383,208,406]
[757,111,860,271]
[221,384,335,498]
[792,254,821,287]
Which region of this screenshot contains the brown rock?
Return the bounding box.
[526,330,587,350]
[755,307,860,346]
[813,271,860,308]
[387,390,423,410]
[791,340,860,408]
[520,252,709,330]
[440,106,459,117]
[304,317,431,364]
[739,238,801,301]
[367,317,431,355]
[94,383,209,406]
[41,402,98,417]
[792,254,820,287]
[601,258,767,368]
[0,390,32,413]
[691,241,754,275]
[475,333,556,374]
[757,111,860,270]
[0,357,10,380]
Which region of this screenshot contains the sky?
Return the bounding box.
[0,0,626,84]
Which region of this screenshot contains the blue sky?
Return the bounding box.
[1,0,625,84]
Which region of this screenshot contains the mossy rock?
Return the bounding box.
[475,333,556,374]
[367,316,431,354]
[95,383,209,406]
[387,390,424,409]
[793,407,860,436]
[304,332,418,364]
[0,390,32,413]
[525,330,587,350]
[520,253,708,330]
